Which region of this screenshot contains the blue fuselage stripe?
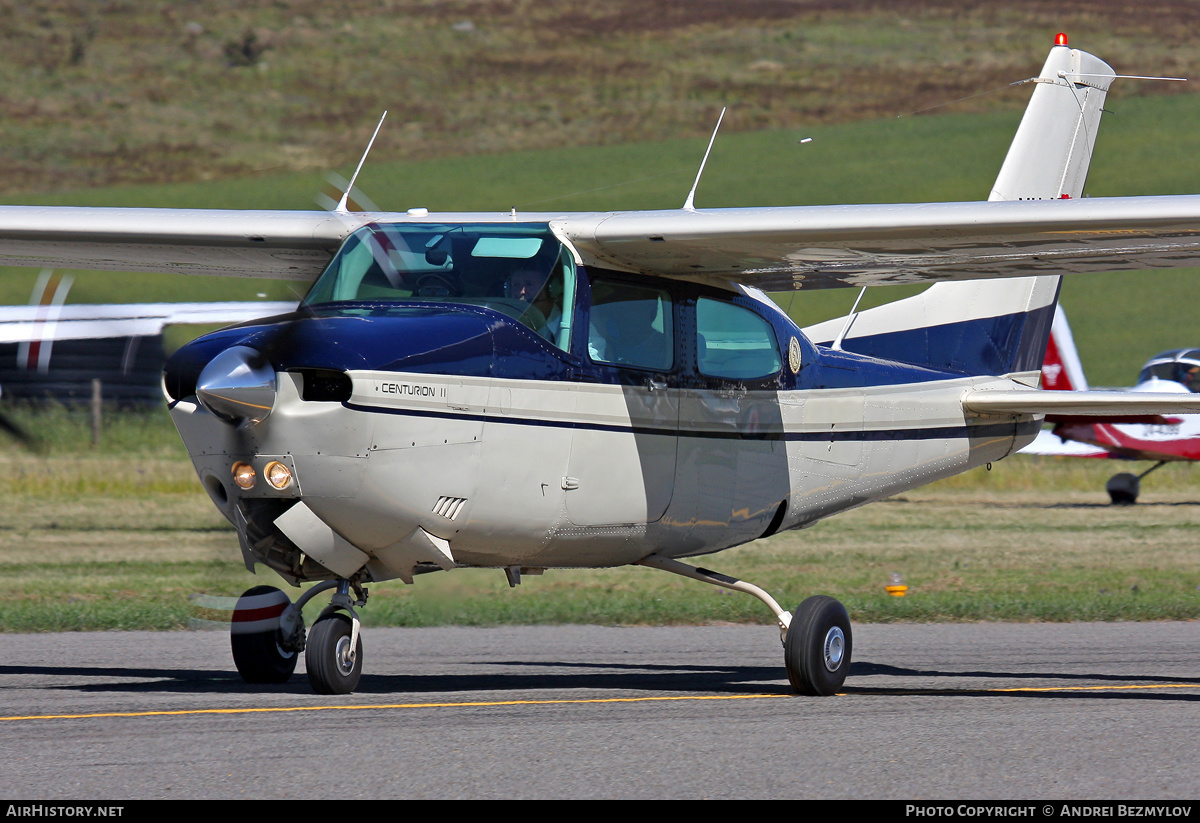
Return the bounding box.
[344,401,1037,442]
[814,302,1057,376]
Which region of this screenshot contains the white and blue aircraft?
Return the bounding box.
[3,36,1200,696]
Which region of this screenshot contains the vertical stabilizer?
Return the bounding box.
[804,38,1115,382]
[1040,305,1089,391]
[990,41,1116,202]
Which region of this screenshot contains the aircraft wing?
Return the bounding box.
[0,301,298,343]
[0,207,358,280]
[3,196,1200,287]
[554,195,1200,290]
[962,389,1200,417]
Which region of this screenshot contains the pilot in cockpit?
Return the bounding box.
[505,267,562,343]
[1181,364,1200,392]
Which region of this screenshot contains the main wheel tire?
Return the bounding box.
[1106,472,1140,505]
[230,585,298,684]
[785,595,852,696]
[306,612,363,695]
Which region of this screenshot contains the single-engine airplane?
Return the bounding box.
[1020,305,1200,503]
[3,35,1200,696]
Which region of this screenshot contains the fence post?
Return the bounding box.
[91,378,101,447]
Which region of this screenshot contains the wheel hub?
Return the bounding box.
[334,635,356,676]
[823,626,845,672]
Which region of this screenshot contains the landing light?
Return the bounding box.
[232,462,256,490]
[264,461,293,490]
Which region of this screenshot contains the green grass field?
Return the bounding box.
[5,1,1195,196]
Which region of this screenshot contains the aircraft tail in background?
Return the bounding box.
[1039,305,1089,391]
[804,37,1115,381]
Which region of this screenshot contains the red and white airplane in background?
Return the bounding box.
[1021,305,1200,503]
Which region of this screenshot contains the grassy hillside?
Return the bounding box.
[4,0,1199,196]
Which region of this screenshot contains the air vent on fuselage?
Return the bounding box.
[433,496,467,520]
[296,369,352,402]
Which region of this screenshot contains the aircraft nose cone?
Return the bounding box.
[196,345,277,424]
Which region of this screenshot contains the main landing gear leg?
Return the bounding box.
[637,554,852,696]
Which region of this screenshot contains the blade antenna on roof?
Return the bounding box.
[683,107,726,211]
[337,111,387,214]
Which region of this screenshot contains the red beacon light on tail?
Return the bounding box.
[1055,32,1069,46]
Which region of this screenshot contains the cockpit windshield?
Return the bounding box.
[1136,349,1200,392]
[303,223,575,351]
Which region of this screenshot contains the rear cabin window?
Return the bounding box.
[696,298,781,380]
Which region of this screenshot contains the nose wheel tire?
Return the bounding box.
[230,585,298,684]
[785,595,852,696]
[306,612,363,695]
[1106,472,1140,505]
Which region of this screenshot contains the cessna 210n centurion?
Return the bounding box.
[3,36,1200,696]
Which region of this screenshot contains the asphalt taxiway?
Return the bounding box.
[1,622,1197,799]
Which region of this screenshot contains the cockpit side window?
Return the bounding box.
[302,223,574,351]
[1139,359,1200,392]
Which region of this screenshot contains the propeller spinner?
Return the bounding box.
[195,345,277,425]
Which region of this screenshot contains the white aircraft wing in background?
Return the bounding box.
[0,301,298,344]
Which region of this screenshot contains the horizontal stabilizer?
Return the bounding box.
[963,389,1200,417]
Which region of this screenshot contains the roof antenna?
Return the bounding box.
[337,111,387,214]
[831,287,868,351]
[683,107,726,211]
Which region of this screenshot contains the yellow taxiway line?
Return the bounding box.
[1,683,1196,722]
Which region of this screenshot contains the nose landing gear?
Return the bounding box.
[230,577,368,694]
[306,612,364,694]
